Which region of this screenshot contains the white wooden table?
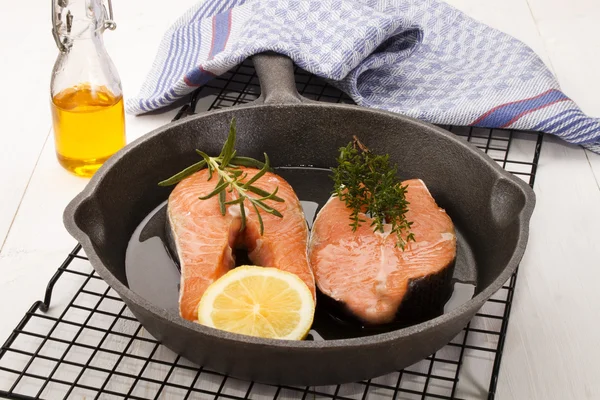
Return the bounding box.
[0,1,599,398]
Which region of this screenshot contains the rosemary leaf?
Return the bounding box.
[246,185,284,202]
[242,153,270,188]
[158,160,207,187]
[252,199,283,218]
[254,186,280,202]
[199,177,228,200]
[239,200,247,232]
[195,150,214,180]
[230,156,266,169]
[195,149,211,161]
[219,118,237,161]
[218,190,226,216]
[221,149,237,169]
[224,197,245,205]
[252,202,264,235]
[229,169,244,178]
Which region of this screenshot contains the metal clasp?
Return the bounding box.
[51,0,68,52]
[103,0,117,31]
[52,0,116,52]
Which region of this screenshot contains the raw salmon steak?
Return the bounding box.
[309,179,456,325]
[167,167,315,321]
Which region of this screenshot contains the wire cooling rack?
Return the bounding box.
[0,59,543,400]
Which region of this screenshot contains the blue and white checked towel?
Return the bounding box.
[127,0,600,153]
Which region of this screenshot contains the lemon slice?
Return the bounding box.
[197,266,315,340]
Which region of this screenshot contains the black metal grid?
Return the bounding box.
[0,59,544,400]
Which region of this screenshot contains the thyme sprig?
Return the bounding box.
[158,118,284,235]
[331,136,415,250]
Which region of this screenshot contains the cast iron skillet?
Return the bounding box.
[63,53,535,386]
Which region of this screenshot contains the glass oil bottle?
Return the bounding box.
[51,0,125,177]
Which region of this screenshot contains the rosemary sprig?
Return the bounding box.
[158,118,284,235]
[331,136,415,250]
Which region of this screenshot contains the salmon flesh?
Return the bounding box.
[309,179,456,325]
[167,167,316,321]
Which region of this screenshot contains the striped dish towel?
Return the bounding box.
[127,0,600,153]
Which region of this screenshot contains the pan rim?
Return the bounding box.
[64,102,535,350]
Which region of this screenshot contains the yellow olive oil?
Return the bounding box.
[51,84,125,177]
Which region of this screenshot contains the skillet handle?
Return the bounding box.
[252,52,305,105]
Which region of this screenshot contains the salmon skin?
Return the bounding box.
[309,179,456,325]
[167,167,315,321]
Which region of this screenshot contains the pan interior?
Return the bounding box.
[125,165,477,341]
